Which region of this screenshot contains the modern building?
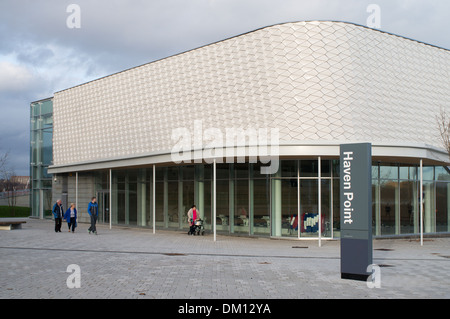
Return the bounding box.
[30,97,53,218]
[31,21,450,240]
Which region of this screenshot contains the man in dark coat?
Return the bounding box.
[52,199,64,232]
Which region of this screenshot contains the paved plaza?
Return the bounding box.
[1,218,450,299]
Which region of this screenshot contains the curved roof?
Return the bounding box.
[51,21,450,171]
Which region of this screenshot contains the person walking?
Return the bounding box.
[64,203,77,233]
[88,197,98,235]
[52,199,64,233]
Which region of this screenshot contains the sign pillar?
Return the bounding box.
[340,143,373,281]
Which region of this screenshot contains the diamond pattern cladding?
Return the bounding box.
[53,21,450,166]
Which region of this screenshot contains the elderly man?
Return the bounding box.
[52,199,64,233]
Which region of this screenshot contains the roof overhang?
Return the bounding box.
[47,141,449,174]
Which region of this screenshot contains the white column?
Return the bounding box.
[213,159,217,242]
[75,172,78,217]
[420,159,423,246]
[318,157,322,248]
[297,163,300,239]
[178,168,183,230]
[137,169,146,227]
[447,184,450,233]
[109,169,112,230]
[125,173,129,225]
[395,180,400,235]
[153,165,156,234]
[272,171,282,237]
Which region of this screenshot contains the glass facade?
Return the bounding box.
[93,160,450,238]
[372,163,450,236]
[30,98,53,218]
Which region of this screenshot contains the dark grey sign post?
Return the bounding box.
[340,143,373,281]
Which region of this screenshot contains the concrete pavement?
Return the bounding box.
[1,218,450,299]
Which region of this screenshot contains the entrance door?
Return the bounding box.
[97,190,110,224]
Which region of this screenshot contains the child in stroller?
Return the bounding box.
[188,218,205,236]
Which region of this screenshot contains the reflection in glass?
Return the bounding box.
[400,181,417,234]
[436,182,450,232]
[253,178,270,235]
[380,180,397,235]
[300,179,318,237]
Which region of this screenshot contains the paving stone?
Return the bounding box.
[1,219,450,299]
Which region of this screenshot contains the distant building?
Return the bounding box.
[30,98,53,217]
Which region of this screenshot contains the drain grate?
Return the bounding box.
[378,264,395,268]
[292,246,308,249]
[375,248,394,251]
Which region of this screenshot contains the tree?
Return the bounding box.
[0,151,18,216]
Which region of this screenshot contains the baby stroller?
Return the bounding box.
[188,219,205,236]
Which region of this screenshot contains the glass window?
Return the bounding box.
[276,178,298,237]
[167,181,178,227]
[128,182,137,225]
[436,182,450,233]
[253,178,270,235]
[400,180,417,234]
[333,177,340,236]
[216,164,229,180]
[435,167,450,181]
[203,164,212,180]
[183,166,195,180]
[167,166,178,181]
[117,180,126,223]
[155,181,164,223]
[182,180,194,229]
[372,164,379,180]
[320,160,331,177]
[234,179,248,233]
[423,181,435,233]
[30,98,53,218]
[281,160,297,177]
[300,160,318,178]
[372,178,379,236]
[380,180,397,235]
[216,179,229,231]
[41,100,53,114]
[332,160,340,178]
[422,167,434,181]
[234,163,248,179]
[300,179,318,237]
[380,165,398,180]
[155,167,165,181]
[203,180,212,229]
[320,179,332,237]
[399,166,417,180]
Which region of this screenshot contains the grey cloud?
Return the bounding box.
[0,0,449,176]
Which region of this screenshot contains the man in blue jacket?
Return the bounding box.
[87,197,98,235]
[52,199,64,233]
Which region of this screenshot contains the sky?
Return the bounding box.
[1,0,449,176]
